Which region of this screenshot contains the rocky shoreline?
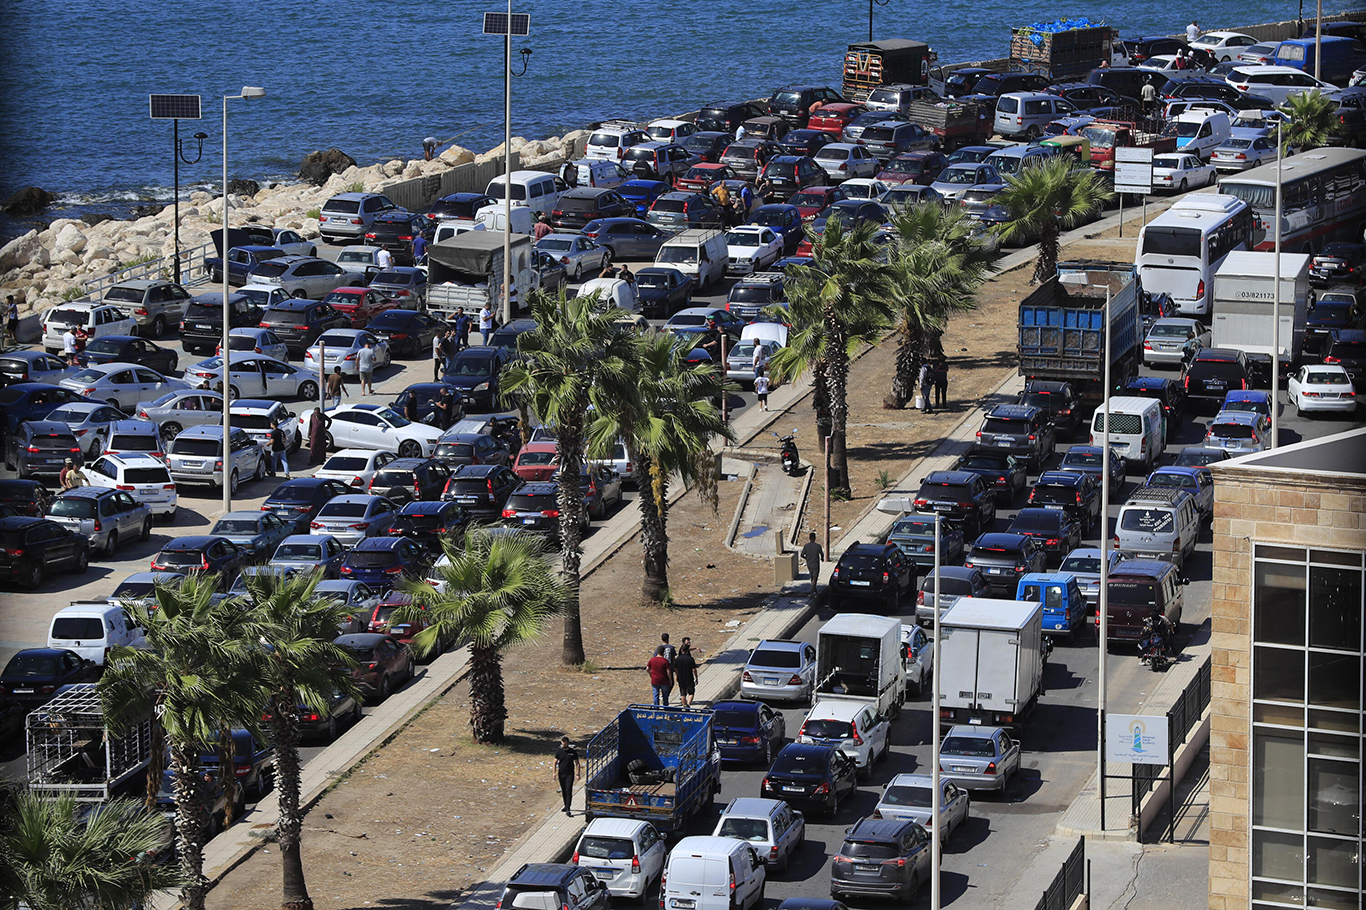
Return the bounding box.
[0,130,590,320]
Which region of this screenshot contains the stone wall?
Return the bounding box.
[1205,467,1366,910]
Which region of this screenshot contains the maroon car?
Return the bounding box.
[787,185,849,222]
[876,150,950,186]
[333,632,414,703]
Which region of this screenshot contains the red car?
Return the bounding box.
[513,441,559,483]
[675,163,740,194]
[788,185,848,222]
[876,150,950,186]
[332,632,414,703]
[364,594,447,662]
[806,102,867,137]
[321,288,397,329]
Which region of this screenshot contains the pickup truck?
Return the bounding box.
[585,705,721,832]
[1078,120,1176,170]
[204,245,288,287]
[906,98,991,149]
[26,683,150,803]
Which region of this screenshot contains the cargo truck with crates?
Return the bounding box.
[425,231,538,322]
[26,682,152,803]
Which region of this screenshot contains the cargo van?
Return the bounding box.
[1090,396,1165,472]
[1173,111,1232,160]
[1272,36,1366,84]
[48,602,145,666]
[662,836,766,910]
[484,170,566,215]
[654,229,728,289]
[1105,559,1187,646]
[1115,487,1201,569]
[473,203,537,235]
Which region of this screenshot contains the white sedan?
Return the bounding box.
[839,178,892,202]
[183,353,322,401]
[318,403,445,458]
[303,329,392,378]
[1288,364,1358,415]
[60,363,189,410]
[535,234,610,281]
[1190,31,1258,62]
[1151,153,1217,192]
[315,448,400,489]
[724,226,784,276]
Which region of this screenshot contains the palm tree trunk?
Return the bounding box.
[218,725,239,826]
[824,311,851,496]
[468,645,507,743]
[170,742,211,910]
[634,451,669,602]
[1034,218,1061,284]
[145,715,165,809]
[268,689,314,910]
[888,325,922,409]
[557,411,588,666]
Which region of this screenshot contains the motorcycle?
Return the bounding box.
[775,431,799,476]
[1139,614,1174,672]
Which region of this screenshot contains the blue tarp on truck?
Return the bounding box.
[585,705,720,832]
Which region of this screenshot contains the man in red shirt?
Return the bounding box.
[647,645,674,706]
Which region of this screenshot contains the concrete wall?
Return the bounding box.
[1204,466,1366,910]
[382,153,522,213]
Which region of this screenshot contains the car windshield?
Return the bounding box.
[449,356,493,377]
[276,543,323,559]
[882,785,932,807]
[716,817,769,841]
[726,231,763,247]
[85,338,126,354]
[1305,370,1350,385]
[656,246,695,264]
[921,575,975,595]
[942,736,996,757]
[70,369,107,383]
[748,648,801,668]
[1150,323,1195,338]
[1220,399,1267,414]
[112,580,158,598]
[324,456,370,471]
[320,502,369,518]
[1120,507,1175,532]
[1310,302,1353,321]
[1060,554,1102,574]
[251,262,288,279]
[47,407,92,423]
[577,836,636,860]
[126,467,170,483]
[891,518,936,537]
[49,498,97,518]
[1147,473,1195,490]
[5,655,59,677]
[941,167,980,185]
[1012,511,1061,532]
[1210,422,1256,439]
[171,438,222,457]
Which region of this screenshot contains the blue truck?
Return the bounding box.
[1016,572,1089,640]
[1018,260,1141,409]
[585,705,721,832]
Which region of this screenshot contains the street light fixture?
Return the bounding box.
[175,130,209,284]
[221,86,266,515]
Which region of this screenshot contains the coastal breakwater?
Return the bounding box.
[0,11,1357,330]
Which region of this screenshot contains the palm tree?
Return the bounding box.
[0,789,186,910]
[99,574,266,910]
[768,220,897,495]
[238,571,360,910]
[397,529,566,743]
[501,289,637,666]
[884,204,1002,408]
[589,331,732,602]
[994,156,1114,284]
[1279,89,1340,150]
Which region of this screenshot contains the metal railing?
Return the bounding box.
[1132,657,1212,814]
[1031,836,1085,910]
[80,242,215,301]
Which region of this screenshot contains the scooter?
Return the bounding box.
[775,432,799,476]
[1139,616,1173,672]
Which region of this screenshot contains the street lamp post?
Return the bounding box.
[222,86,266,516]
[865,0,891,42]
[1272,132,1285,449]
[484,7,533,326]
[173,127,208,285]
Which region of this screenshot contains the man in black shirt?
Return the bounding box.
[553,736,580,815]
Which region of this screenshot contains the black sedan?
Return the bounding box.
[390,382,466,425]
[389,500,470,552]
[366,309,442,359]
[951,447,1029,504]
[76,335,179,374]
[262,477,355,533]
[0,648,99,708]
[150,535,254,583]
[1008,507,1083,565]
[635,267,694,318]
[761,742,858,817]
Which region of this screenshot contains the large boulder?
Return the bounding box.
[299,148,358,186]
[0,230,41,273]
[54,224,87,255]
[2,186,56,215]
[228,178,260,197]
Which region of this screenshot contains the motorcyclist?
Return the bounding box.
[1140,609,1174,658]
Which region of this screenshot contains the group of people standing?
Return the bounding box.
[917,355,950,414]
[646,632,704,708]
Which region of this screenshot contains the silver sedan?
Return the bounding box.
[1143,317,1211,367]
[303,329,392,378]
[134,389,225,441]
[874,773,971,844]
[60,363,190,410]
[535,234,610,281]
[44,401,130,458]
[938,725,1022,793]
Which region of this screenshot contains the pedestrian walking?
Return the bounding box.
[752,341,768,379]
[800,532,824,593]
[674,642,699,707]
[376,247,394,270]
[326,366,347,408]
[454,307,471,352]
[269,419,290,479]
[4,295,17,346]
[553,736,580,816]
[308,408,330,465]
[433,328,447,382]
[933,356,949,411]
[533,212,553,241]
[411,233,427,265]
[1186,20,1200,42]
[754,373,771,411]
[1140,78,1157,115]
[59,458,87,490]
[479,304,494,346]
[62,327,79,363]
[357,341,376,395]
[660,632,677,665]
[647,645,674,706]
[918,361,934,414]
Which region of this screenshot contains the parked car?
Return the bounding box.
[366,309,442,359]
[165,425,265,492]
[0,516,89,588]
[572,818,669,899]
[830,816,933,902]
[963,532,1047,596]
[875,150,949,187]
[1058,444,1128,500]
[209,510,294,560]
[49,488,150,557]
[76,335,179,374]
[150,534,253,582]
[389,383,466,427]
[333,632,414,702]
[887,514,964,569]
[938,725,1022,793]
[302,329,392,379]
[1287,363,1358,415]
[308,494,400,547]
[366,457,452,505]
[321,288,397,329]
[4,420,83,481]
[536,233,611,281]
[949,447,1028,504]
[579,218,674,260]
[441,347,513,412]
[271,534,348,577]
[0,350,76,388]
[41,302,137,355]
[338,537,431,590]
[976,403,1055,469]
[1204,409,1272,453]
[0,648,99,708]
[261,476,354,531]
[1017,379,1083,437]
[60,363,188,410]
[388,500,469,552]
[324,403,444,458]
[318,192,399,244]
[634,267,693,318]
[760,742,858,817]
[178,291,268,354]
[258,300,353,355]
[80,453,178,519]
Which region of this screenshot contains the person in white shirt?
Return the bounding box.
[1186,21,1200,42]
[735,124,747,141]
[375,247,394,270]
[62,328,79,361]
[479,304,494,345]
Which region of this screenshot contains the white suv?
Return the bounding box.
[796,698,891,780]
[584,122,649,161]
[83,453,179,519]
[42,302,136,354]
[571,818,667,898]
[229,399,302,455]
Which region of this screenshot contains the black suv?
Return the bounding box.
[500,865,611,910]
[388,500,469,552]
[5,420,81,481]
[950,448,1029,504]
[363,212,431,267]
[0,479,50,517]
[1009,507,1083,565]
[502,481,581,540]
[759,156,829,201]
[697,101,769,134]
[179,292,263,354]
[726,272,787,321]
[1309,243,1366,288]
[1027,470,1103,535]
[550,188,632,232]
[1321,328,1366,381]
[913,470,996,534]
[976,404,1055,469]
[442,464,523,521]
[964,532,1047,595]
[261,477,354,532]
[829,542,915,612]
[1017,380,1082,437]
[259,300,352,355]
[1124,376,1186,442]
[1305,288,1364,355]
[425,192,493,223]
[0,516,90,588]
[367,458,452,505]
[1161,74,1248,104]
[767,84,846,127]
[831,817,932,902]
[1182,348,1251,411]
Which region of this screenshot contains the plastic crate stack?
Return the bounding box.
[1010,17,1113,80]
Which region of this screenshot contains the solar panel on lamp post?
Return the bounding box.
[222,86,266,515]
[149,94,205,285]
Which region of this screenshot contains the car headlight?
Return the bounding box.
[473,382,490,392]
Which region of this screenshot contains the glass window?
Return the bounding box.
[1252,729,1305,830]
[1255,562,1306,645]
[1252,829,1305,880]
[1307,760,1359,835]
[1309,566,1362,651]
[1254,646,1305,702]
[1308,651,1360,710]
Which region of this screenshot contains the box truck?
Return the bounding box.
[1212,250,1311,371]
[936,598,1045,729]
[814,613,906,719]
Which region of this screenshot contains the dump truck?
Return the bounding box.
[1212,250,1312,372]
[842,39,936,102]
[1078,120,1176,170]
[26,683,152,803]
[425,231,537,322]
[585,705,721,832]
[936,597,1046,729]
[814,613,906,719]
[1018,259,1141,408]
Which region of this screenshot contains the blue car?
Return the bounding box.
[442,346,512,412]
[1016,573,1089,640]
[338,536,430,590]
[1144,465,1215,523]
[1219,389,1273,421]
[748,204,805,254]
[0,383,95,432]
[617,179,672,217]
[712,699,787,764]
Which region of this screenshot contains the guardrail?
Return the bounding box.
[81,242,215,300]
[1031,836,1085,910]
[1132,657,1211,813]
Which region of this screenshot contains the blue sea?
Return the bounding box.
[0,0,1350,242]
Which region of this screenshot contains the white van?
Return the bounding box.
[712,797,805,871]
[1174,111,1233,160]
[1090,396,1166,472]
[485,170,566,215]
[48,602,145,666]
[662,836,766,910]
[654,229,728,289]
[576,277,641,314]
[474,203,538,235]
[433,221,486,245]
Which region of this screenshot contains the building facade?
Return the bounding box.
[1207,428,1365,910]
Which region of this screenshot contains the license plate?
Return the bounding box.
[782,785,804,793]
[952,765,975,772]
[183,460,203,468]
[856,864,879,872]
[194,323,213,330]
[763,677,779,686]
[993,438,1012,446]
[1208,381,1226,390]
[987,567,1005,574]
[672,902,696,909]
[594,870,615,880]
[522,518,537,525]
[13,688,33,694]
[850,580,871,586]
[967,718,982,725]
[1045,504,1063,510]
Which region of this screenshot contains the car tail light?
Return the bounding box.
[882,570,890,584]
[850,722,863,745]
[917,591,925,604]
[164,483,176,490]
[1172,537,1181,553]
[310,521,324,528]
[761,776,772,791]
[788,674,803,685]
[351,476,364,486]
[914,498,928,508]
[1324,355,1341,363]
[4,548,23,557]
[1144,341,1152,350]
[984,761,998,775]
[81,387,97,396]
[963,560,974,568]
[541,509,561,518]
[742,670,753,682]
[502,508,516,518]
[384,565,403,574]
[1114,535,1121,548]
[813,782,830,795]
[1045,538,1060,546]
[350,218,362,225]
[1028,434,1036,441]
[25,446,39,453]
[571,850,580,864]
[116,484,134,491]
[348,523,370,530]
